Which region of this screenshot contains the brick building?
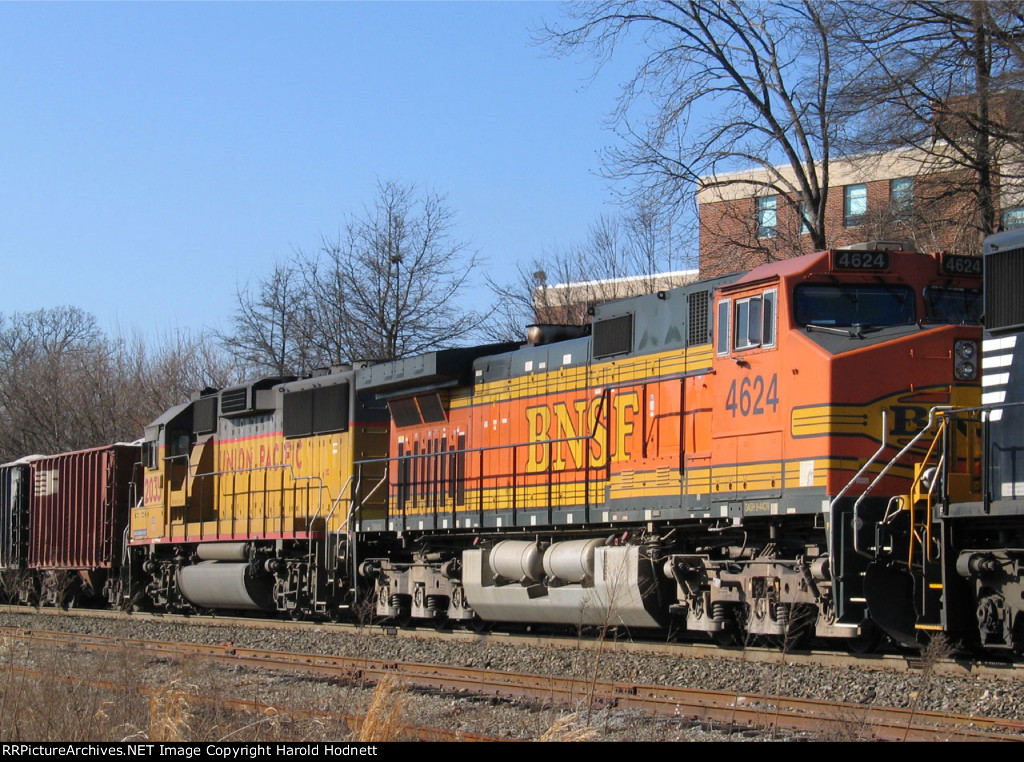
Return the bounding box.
[697,143,1024,278]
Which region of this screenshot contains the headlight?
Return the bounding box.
[956,340,977,360]
[954,340,978,380]
[955,361,976,380]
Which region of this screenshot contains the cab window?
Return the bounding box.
[716,300,730,356]
[924,287,982,325]
[733,290,777,351]
[794,284,914,327]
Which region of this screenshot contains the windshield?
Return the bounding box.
[924,287,983,325]
[794,284,915,327]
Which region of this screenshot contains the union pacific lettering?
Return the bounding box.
[525,391,640,472]
[219,439,303,472]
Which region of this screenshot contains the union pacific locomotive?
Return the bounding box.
[0,241,997,651]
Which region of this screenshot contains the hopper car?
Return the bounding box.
[0,444,140,608]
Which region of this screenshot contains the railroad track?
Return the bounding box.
[8,605,1022,679]
[4,625,1022,742]
[0,641,501,742]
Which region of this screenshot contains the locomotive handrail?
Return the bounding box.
[346,465,389,607]
[829,410,888,521]
[324,474,355,529]
[906,418,947,567]
[935,400,1024,417]
[937,401,1024,515]
[353,430,604,521]
[848,406,951,560]
[854,406,952,512]
[348,465,390,531]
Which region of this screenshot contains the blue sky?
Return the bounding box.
[0,1,661,341]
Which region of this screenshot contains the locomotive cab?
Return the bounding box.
[703,244,981,646]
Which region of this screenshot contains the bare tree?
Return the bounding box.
[483,201,691,338]
[221,181,484,373]
[218,261,315,377]
[0,307,108,458]
[0,307,239,461]
[840,1,1024,244]
[544,0,864,257]
[307,180,483,362]
[118,327,241,431]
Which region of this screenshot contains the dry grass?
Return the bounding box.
[538,712,600,742]
[354,676,409,742]
[148,680,196,742]
[0,635,361,742]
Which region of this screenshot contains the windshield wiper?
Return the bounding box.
[804,323,879,339]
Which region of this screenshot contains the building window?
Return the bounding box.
[799,202,810,235]
[844,184,867,227]
[891,177,914,218]
[756,196,777,238]
[1002,207,1024,230]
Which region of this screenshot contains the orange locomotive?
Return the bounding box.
[361,243,982,645]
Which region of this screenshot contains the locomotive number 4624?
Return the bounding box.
[725,373,780,416]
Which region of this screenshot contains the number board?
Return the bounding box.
[941,254,982,276]
[831,250,890,272]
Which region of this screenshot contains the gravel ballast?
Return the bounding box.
[0,610,1017,742]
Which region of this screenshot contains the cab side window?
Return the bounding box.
[716,300,731,356]
[731,289,777,352]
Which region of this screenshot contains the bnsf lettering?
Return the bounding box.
[525,392,640,472]
[890,405,929,437]
[220,440,303,472]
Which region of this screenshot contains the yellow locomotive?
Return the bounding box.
[126,369,388,616]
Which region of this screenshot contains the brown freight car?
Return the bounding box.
[27,443,141,607]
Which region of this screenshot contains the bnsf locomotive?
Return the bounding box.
[0,242,993,651]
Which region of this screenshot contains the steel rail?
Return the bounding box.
[6,627,1022,742]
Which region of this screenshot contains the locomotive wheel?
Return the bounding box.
[709,630,740,647]
[432,614,451,632]
[844,621,884,655]
[468,615,493,634]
